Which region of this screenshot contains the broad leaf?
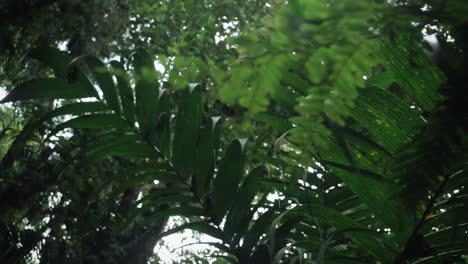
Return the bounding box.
[41,102,109,121]
[172,84,203,178]
[193,116,222,198]
[27,45,72,79]
[224,166,266,244]
[85,56,121,114]
[1,78,96,103]
[210,139,245,224]
[110,61,136,124]
[53,114,126,132]
[292,205,393,263]
[133,51,159,141]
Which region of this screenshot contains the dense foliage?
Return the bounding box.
[1,0,467,263]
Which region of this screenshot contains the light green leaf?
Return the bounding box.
[254,113,292,134]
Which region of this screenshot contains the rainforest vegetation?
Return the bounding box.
[1,0,467,263]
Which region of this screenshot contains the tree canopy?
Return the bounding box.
[1,0,468,263]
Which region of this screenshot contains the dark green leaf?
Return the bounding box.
[144,206,206,224]
[85,56,121,114]
[242,206,277,253]
[350,86,425,153]
[133,51,159,141]
[210,139,245,224]
[172,84,203,178]
[382,39,444,111]
[155,221,226,242]
[53,114,126,132]
[1,78,96,103]
[193,116,222,198]
[224,166,266,244]
[41,102,108,121]
[27,45,72,79]
[292,205,393,263]
[110,60,135,124]
[366,70,394,90]
[87,140,160,159]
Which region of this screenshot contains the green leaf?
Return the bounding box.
[114,171,180,193]
[224,166,266,244]
[350,86,425,153]
[133,51,159,141]
[254,113,292,134]
[192,116,221,198]
[84,56,121,114]
[270,86,298,110]
[242,205,278,253]
[155,89,171,156]
[305,49,327,84]
[249,244,272,264]
[86,136,160,159]
[27,45,72,79]
[144,206,206,224]
[0,78,96,103]
[5,102,109,143]
[156,221,226,242]
[366,70,394,89]
[292,205,393,263]
[281,69,309,96]
[425,223,468,247]
[320,160,390,183]
[382,39,444,111]
[110,60,135,124]
[172,84,203,178]
[41,102,108,121]
[53,114,126,132]
[210,139,245,224]
[327,166,414,244]
[140,194,193,209]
